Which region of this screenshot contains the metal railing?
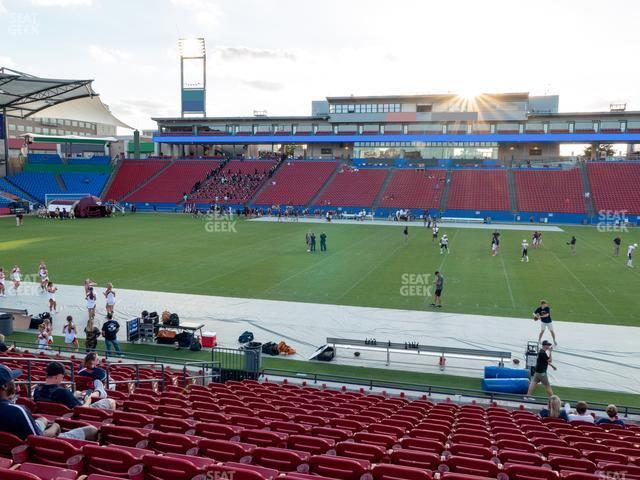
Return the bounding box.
[260,368,640,419]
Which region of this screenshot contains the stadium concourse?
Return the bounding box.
[2,281,639,395]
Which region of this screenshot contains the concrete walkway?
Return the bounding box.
[1,282,638,394]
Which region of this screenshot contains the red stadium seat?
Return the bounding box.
[0,432,24,457]
[335,441,387,463]
[239,429,288,448]
[443,455,501,477]
[448,443,494,460]
[353,432,397,449]
[287,435,335,455]
[99,424,149,448]
[548,456,596,474]
[2,463,77,480]
[389,449,440,470]
[191,421,241,440]
[308,454,370,480]
[22,435,77,468]
[80,444,140,477]
[141,453,203,480]
[251,446,311,471]
[497,450,545,466]
[371,463,432,480]
[196,438,254,462]
[111,411,153,429]
[399,437,444,454]
[311,426,353,443]
[145,431,196,454]
[503,463,559,480]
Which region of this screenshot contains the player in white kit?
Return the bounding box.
[628,243,638,268]
[521,239,529,262]
[440,234,450,254]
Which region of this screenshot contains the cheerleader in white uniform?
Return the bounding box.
[104,283,116,316]
[11,266,21,293]
[47,281,58,313]
[0,267,5,297]
[38,262,49,293]
[86,287,97,322]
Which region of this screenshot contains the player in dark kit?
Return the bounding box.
[320,233,327,252]
[403,226,409,245]
[567,236,577,256]
[534,299,557,346]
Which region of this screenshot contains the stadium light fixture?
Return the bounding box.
[178,38,206,58]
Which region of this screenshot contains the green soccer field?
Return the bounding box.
[1,214,638,327]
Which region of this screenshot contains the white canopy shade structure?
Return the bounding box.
[0,67,132,160]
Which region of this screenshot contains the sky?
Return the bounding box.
[1,0,640,131]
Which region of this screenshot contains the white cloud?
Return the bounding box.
[170,0,222,28]
[88,45,133,64]
[30,0,92,6]
[212,46,298,62]
[0,56,16,68]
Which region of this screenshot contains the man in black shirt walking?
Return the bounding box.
[524,340,557,400]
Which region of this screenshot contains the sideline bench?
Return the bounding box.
[326,337,511,368]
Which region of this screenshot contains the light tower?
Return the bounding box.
[178,38,206,117]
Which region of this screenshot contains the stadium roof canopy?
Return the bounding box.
[0,67,131,129]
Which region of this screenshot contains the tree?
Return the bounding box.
[583,144,616,159]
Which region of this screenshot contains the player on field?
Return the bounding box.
[521,239,529,262]
[491,231,500,256]
[432,224,439,243]
[627,243,638,268]
[567,236,577,256]
[403,226,409,245]
[532,231,539,248]
[439,234,449,254]
[430,271,444,308]
[534,299,557,346]
[613,235,622,256]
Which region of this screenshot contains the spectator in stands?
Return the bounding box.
[596,404,625,425]
[33,362,115,410]
[0,334,14,353]
[102,313,122,356]
[78,352,107,382]
[0,364,98,441]
[568,401,595,423]
[525,340,557,400]
[539,395,568,421]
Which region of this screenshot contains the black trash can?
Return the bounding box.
[243,341,262,374]
[0,312,14,336]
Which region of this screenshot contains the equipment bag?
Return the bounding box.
[317,346,335,362]
[168,313,180,327]
[261,342,280,356]
[238,331,254,344]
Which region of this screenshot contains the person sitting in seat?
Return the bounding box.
[33,362,115,410]
[0,364,98,441]
[77,352,107,382]
[596,404,625,426]
[568,401,595,423]
[539,394,568,421]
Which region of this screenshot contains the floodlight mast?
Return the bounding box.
[178,38,206,118]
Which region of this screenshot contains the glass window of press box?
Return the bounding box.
[330,103,401,114]
[353,141,498,159]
